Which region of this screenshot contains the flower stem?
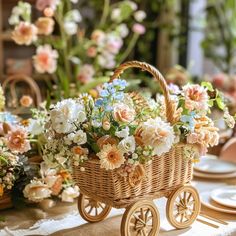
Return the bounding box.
[118,33,139,64]
[99,0,110,27]
[55,3,71,98]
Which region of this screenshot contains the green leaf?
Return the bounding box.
[208,99,214,107]
[119,1,134,21]
[201,81,214,92]
[216,97,225,110]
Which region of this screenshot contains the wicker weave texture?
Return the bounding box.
[73,144,193,208]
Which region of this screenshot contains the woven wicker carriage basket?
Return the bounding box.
[72,61,201,236]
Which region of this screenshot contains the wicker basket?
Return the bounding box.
[72,61,201,235]
[73,144,193,208]
[0,192,13,210]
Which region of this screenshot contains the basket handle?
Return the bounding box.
[110,61,175,124]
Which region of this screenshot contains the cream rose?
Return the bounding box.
[23,180,51,202]
[113,103,135,123]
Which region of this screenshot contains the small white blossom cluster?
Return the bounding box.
[23,162,79,203]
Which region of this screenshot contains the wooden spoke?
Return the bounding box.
[166,185,201,229]
[121,200,160,236]
[78,194,112,223]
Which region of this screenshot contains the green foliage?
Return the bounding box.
[201,0,236,73]
[201,81,214,92]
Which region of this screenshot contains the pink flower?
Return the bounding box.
[6,127,31,154]
[36,0,59,11]
[12,22,38,45]
[212,73,227,88]
[20,95,33,107]
[97,52,116,69]
[35,17,54,35]
[132,23,146,35]
[86,46,97,58]
[77,64,95,84]
[113,103,136,123]
[105,35,123,54]
[183,84,209,111]
[33,45,58,74]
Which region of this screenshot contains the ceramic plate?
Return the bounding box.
[211,186,236,209]
[194,157,236,174]
[201,191,236,214]
[193,170,236,179]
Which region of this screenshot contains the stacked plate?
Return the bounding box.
[193,154,236,179]
[201,186,236,214]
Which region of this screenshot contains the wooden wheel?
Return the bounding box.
[78,194,112,223]
[121,200,160,236]
[166,185,200,229]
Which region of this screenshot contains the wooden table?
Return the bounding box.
[0,179,236,236]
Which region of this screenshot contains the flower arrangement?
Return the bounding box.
[0,122,31,198]
[34,78,234,188]
[9,0,146,99]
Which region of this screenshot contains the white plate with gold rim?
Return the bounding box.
[201,191,236,214]
[193,170,236,179]
[211,186,236,209]
[194,156,236,174]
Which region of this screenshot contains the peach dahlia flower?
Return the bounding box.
[12,21,38,45]
[33,44,58,74]
[183,84,209,111]
[6,127,31,154]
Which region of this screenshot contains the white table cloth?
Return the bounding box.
[1,179,236,236]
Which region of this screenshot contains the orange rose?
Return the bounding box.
[58,170,71,180]
[20,95,33,107]
[72,146,88,155]
[97,135,118,149]
[51,176,63,195]
[35,17,54,35]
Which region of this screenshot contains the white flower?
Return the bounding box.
[23,180,51,202]
[70,0,78,3]
[67,10,82,23]
[134,10,146,22]
[27,119,44,135]
[111,8,121,21]
[118,136,136,153]
[50,99,86,134]
[61,186,79,202]
[97,52,116,69]
[40,162,57,177]
[8,15,19,25]
[12,6,23,15]
[73,130,87,145]
[115,127,129,138]
[64,21,78,35]
[64,133,74,145]
[116,24,129,38]
[137,117,175,156]
[127,1,138,10]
